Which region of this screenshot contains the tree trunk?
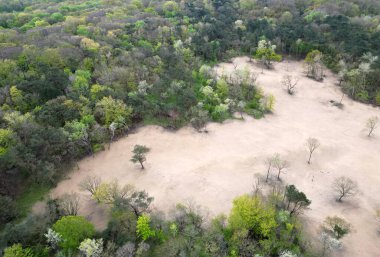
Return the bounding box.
[266,164,271,182]
[308,152,312,164]
[139,160,145,169]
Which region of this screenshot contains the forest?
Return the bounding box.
[0,0,380,256]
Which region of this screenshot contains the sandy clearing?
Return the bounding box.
[52,57,380,257]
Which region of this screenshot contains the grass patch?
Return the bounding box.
[16,184,50,217]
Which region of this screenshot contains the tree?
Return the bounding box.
[323,216,351,239]
[94,96,133,127]
[265,153,279,182]
[45,228,62,250]
[52,216,95,252]
[64,120,92,155]
[285,185,311,215]
[58,193,80,216]
[79,238,104,257]
[281,74,299,95]
[254,39,282,69]
[306,137,320,164]
[131,145,150,169]
[273,155,289,180]
[190,106,209,132]
[228,195,277,238]
[333,176,358,202]
[3,244,34,257]
[79,175,101,196]
[320,232,342,257]
[305,50,324,81]
[136,214,156,241]
[92,181,134,204]
[366,116,379,137]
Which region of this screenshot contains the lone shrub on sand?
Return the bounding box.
[333,176,358,202]
[131,145,150,169]
[366,116,379,137]
[306,137,320,164]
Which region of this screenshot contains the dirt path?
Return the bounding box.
[52,57,380,257]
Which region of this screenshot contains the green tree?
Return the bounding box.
[255,39,282,69]
[130,145,150,169]
[52,216,95,252]
[285,185,311,215]
[64,120,92,155]
[229,195,277,238]
[95,96,133,126]
[136,214,156,241]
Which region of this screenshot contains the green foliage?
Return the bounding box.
[229,195,277,238]
[136,214,156,241]
[4,244,34,257]
[131,145,150,169]
[95,96,133,126]
[0,128,14,155]
[52,216,95,252]
[255,40,282,68]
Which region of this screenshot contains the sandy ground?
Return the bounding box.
[51,57,380,256]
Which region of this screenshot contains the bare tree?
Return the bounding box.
[366,116,379,137]
[265,153,279,182]
[306,137,320,164]
[281,74,299,95]
[58,193,80,216]
[274,155,289,180]
[333,176,358,202]
[252,176,262,196]
[79,175,101,196]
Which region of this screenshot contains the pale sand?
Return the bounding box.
[52,57,380,256]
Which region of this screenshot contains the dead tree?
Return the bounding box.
[79,175,101,196]
[306,137,320,164]
[281,74,299,95]
[366,116,379,137]
[333,176,358,202]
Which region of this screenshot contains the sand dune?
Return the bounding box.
[52,57,380,257]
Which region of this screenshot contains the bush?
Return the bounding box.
[3,243,34,257]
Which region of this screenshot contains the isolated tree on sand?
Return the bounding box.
[333,176,358,202]
[281,74,299,95]
[254,39,282,69]
[306,137,320,164]
[131,145,150,169]
[366,116,379,137]
[265,153,279,182]
[323,216,351,239]
[273,155,289,180]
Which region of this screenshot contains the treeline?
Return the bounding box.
[0,0,380,249]
[1,177,321,257]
